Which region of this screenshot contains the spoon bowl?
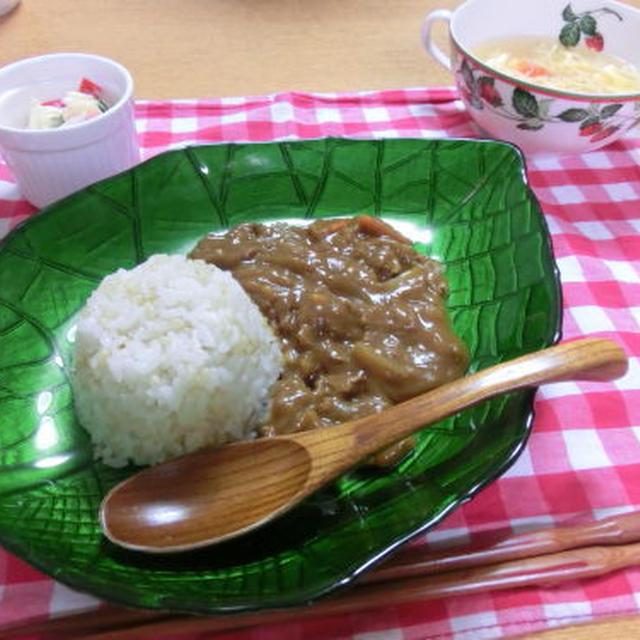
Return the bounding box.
[102,438,311,551]
[101,338,628,553]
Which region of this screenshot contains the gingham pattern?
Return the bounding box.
[1,88,639,639]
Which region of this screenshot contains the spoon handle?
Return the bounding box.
[295,338,627,493]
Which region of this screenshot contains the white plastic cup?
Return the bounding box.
[0,53,140,208]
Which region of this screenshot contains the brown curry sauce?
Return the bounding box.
[190,216,469,466]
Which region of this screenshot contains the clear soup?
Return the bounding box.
[472,35,640,94]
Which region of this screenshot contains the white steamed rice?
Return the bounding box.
[72,254,282,468]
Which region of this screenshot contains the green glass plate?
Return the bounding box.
[0,138,560,614]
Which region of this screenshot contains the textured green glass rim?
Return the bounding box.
[0,137,563,614]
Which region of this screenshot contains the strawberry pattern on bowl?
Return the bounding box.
[423,0,640,155]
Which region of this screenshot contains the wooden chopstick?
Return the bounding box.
[5,512,640,639]
[365,510,640,583]
[81,540,640,640]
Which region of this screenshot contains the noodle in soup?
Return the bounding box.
[472,35,640,94]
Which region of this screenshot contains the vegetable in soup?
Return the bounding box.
[472,36,640,94]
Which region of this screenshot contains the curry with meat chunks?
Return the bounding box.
[190,216,469,465]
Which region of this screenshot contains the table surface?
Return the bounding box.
[2,0,640,638]
[0,0,460,99]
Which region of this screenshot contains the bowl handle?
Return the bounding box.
[421,9,453,71]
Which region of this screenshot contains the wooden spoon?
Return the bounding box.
[100,338,627,553]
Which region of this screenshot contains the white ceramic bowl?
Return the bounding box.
[0,53,140,207]
[423,0,640,155]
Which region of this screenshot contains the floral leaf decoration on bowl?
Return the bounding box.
[557,103,624,140]
[457,58,638,143]
[559,3,623,50]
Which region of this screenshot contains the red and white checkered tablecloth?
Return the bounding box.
[1,87,639,639]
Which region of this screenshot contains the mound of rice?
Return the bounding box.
[72,254,283,468]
